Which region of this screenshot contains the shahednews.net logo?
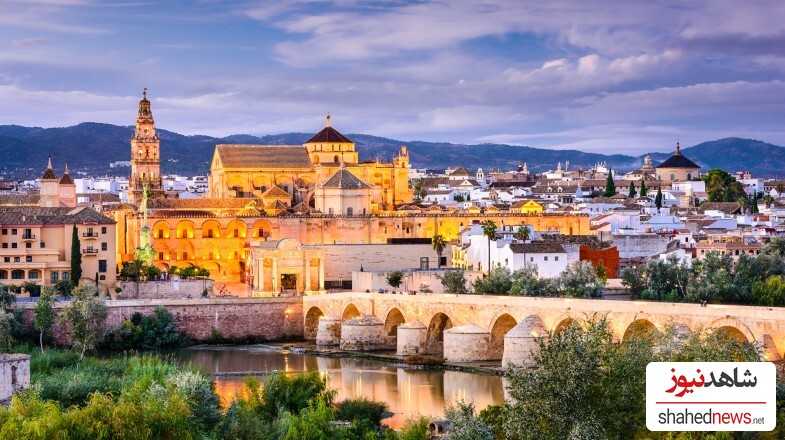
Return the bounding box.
[646,362,776,431]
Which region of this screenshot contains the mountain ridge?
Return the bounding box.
[0,122,781,178]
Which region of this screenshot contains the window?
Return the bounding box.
[0,271,5,279]
[544,256,548,261]
[23,228,31,238]
[11,229,16,235]
[99,275,105,280]
[347,207,354,216]
[2,257,8,263]
[158,252,164,260]
[530,257,534,262]
[87,227,93,234]
[555,256,559,261]
[25,256,32,262]
[40,242,45,248]
[1,243,6,249]
[206,230,213,238]
[11,270,23,279]
[233,229,239,237]
[25,242,31,249]
[51,272,58,283]
[1,229,6,235]
[13,257,20,263]
[101,242,107,251]
[98,260,107,273]
[11,243,17,249]
[101,227,107,234]
[29,271,38,279]
[63,272,69,281]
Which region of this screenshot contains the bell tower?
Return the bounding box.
[129,88,163,204]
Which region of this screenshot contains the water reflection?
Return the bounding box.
[172,345,504,429]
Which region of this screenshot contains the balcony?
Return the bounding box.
[82,248,99,256]
[21,233,36,242]
[82,232,99,239]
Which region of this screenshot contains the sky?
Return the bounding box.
[1,0,784,154]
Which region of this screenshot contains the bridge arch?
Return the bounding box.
[552,316,583,335]
[342,303,361,321]
[426,312,453,354]
[622,319,659,343]
[708,317,756,343]
[489,313,518,359]
[305,306,324,339]
[384,307,406,344]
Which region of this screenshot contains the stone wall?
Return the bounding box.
[0,354,30,406]
[116,279,215,300]
[316,244,445,283]
[352,270,483,294]
[19,297,303,345]
[612,234,669,259]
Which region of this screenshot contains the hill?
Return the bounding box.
[0,123,781,178]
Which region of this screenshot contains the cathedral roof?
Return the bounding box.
[42,156,58,180]
[261,186,292,200]
[306,115,353,143]
[59,163,74,185]
[322,169,370,189]
[656,143,700,169]
[0,206,115,225]
[215,145,313,168]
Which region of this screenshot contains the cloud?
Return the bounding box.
[11,37,51,47]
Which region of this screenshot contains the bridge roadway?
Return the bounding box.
[303,292,785,364]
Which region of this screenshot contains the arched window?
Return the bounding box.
[670,173,675,180]
[687,173,692,180]
[334,155,339,163]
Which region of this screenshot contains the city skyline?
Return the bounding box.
[1,0,784,154]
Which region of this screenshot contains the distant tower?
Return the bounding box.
[39,156,59,207]
[58,162,77,207]
[129,88,163,204]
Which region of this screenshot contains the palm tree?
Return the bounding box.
[736,197,750,214]
[481,220,497,275]
[515,225,531,242]
[763,194,775,209]
[431,234,446,268]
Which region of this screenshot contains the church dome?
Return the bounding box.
[656,143,700,169]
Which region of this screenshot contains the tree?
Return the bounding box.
[737,196,750,214]
[473,267,512,295]
[627,181,636,198]
[70,224,82,289]
[34,287,57,352]
[454,194,465,202]
[593,260,608,285]
[703,168,745,202]
[514,225,531,241]
[557,261,603,298]
[61,285,108,367]
[386,271,404,289]
[439,269,468,294]
[509,264,553,297]
[444,401,494,440]
[603,169,616,197]
[481,220,497,275]
[639,179,647,199]
[654,187,663,209]
[431,234,446,268]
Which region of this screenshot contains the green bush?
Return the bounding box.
[102,306,190,350]
[399,415,431,440]
[336,397,389,426]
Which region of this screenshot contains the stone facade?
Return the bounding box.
[316,314,341,346]
[396,320,427,355]
[340,315,389,351]
[20,297,303,344]
[117,279,215,300]
[443,324,491,362]
[0,354,30,406]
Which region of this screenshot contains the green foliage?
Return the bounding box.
[454,194,465,202]
[398,416,431,440]
[70,224,82,286]
[702,168,746,202]
[431,234,447,268]
[102,306,190,350]
[174,265,211,279]
[603,169,616,197]
[752,275,785,306]
[0,312,15,353]
[444,400,494,440]
[473,267,512,295]
[60,285,108,365]
[628,180,636,198]
[478,404,506,440]
[0,284,16,309]
[438,269,468,294]
[639,179,647,198]
[655,187,663,209]
[54,279,73,297]
[335,397,389,426]
[34,288,56,352]
[504,317,760,440]
[514,225,531,241]
[556,261,603,298]
[593,260,608,285]
[144,265,162,278]
[386,271,404,289]
[481,220,497,274]
[509,264,553,297]
[21,281,41,297]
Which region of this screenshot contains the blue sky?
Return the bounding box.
[1,0,784,154]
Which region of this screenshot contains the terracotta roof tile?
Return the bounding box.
[216,145,313,168]
[322,169,370,189]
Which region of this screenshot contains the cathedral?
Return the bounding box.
[113,90,589,282]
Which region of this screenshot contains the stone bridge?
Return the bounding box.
[303,292,785,367]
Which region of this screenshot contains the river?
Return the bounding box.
[171,345,505,429]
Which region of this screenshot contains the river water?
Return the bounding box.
[171,345,505,428]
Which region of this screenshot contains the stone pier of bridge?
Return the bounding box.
[303,292,785,366]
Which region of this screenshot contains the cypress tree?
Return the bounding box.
[70,224,82,288]
[628,181,636,198]
[603,169,616,197]
[639,180,647,198]
[655,188,663,209]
